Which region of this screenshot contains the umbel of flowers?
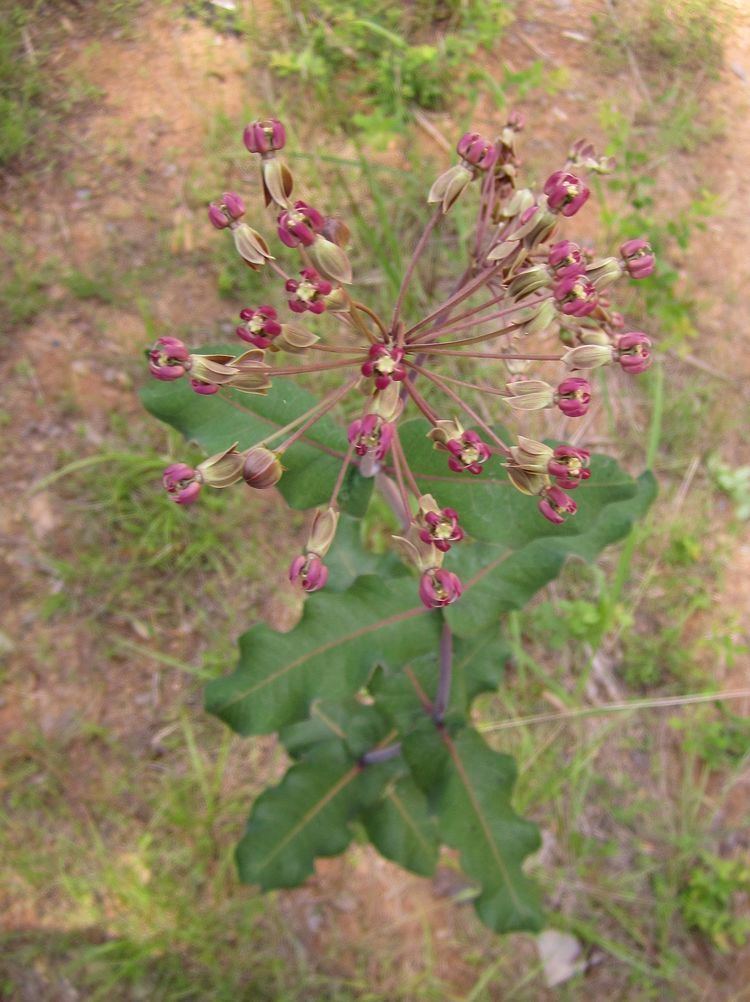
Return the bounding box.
[151,117,655,610]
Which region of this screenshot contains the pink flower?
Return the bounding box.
[148,336,190,381]
[456,132,497,171]
[190,378,219,395]
[620,238,655,279]
[360,344,406,390]
[538,485,578,524]
[445,430,491,475]
[277,200,325,248]
[163,463,202,505]
[616,332,652,373]
[556,376,592,417]
[418,507,463,553]
[289,553,329,593]
[207,191,245,229]
[547,446,591,489]
[544,170,590,217]
[548,240,585,276]
[419,568,463,609]
[285,268,333,314]
[554,273,599,317]
[243,118,286,155]
[347,414,395,461]
[236,305,282,349]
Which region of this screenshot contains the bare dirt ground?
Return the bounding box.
[1,0,749,998]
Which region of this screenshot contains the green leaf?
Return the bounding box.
[405,725,543,934]
[361,774,439,877]
[446,470,657,637]
[280,698,392,759]
[236,739,396,889]
[323,513,403,591]
[205,575,441,736]
[140,369,372,515]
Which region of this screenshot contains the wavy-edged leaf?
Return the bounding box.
[404,724,542,934]
[236,739,397,889]
[446,470,657,637]
[280,698,391,759]
[361,774,439,877]
[140,367,372,515]
[205,575,441,735]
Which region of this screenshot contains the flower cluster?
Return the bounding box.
[148,118,656,610]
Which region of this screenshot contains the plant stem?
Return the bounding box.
[360,742,403,766]
[407,322,523,351]
[329,441,357,507]
[279,378,357,452]
[411,348,564,361]
[375,470,411,530]
[392,207,441,338]
[434,622,453,722]
[404,262,501,339]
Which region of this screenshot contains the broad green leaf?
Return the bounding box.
[236,739,397,889]
[397,418,655,546]
[446,470,657,637]
[361,774,439,877]
[324,513,404,591]
[205,575,441,735]
[140,368,372,515]
[280,698,392,759]
[405,725,543,934]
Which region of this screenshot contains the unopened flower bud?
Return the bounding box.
[306,507,339,557]
[556,377,592,417]
[289,553,328,593]
[163,463,202,505]
[620,238,655,279]
[548,445,591,489]
[419,568,463,609]
[148,336,190,381]
[539,485,577,524]
[504,379,555,411]
[562,344,616,370]
[243,118,286,155]
[616,332,652,373]
[243,446,283,489]
[543,170,590,217]
[361,343,406,390]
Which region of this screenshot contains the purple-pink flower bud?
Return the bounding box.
[556,376,592,417]
[538,485,578,524]
[347,413,394,461]
[163,463,202,505]
[620,238,655,279]
[456,132,497,171]
[236,305,282,349]
[548,446,591,489]
[445,430,491,475]
[554,273,599,317]
[544,170,590,217]
[277,200,325,249]
[418,507,464,553]
[419,568,463,609]
[616,332,653,373]
[243,118,286,155]
[207,192,245,229]
[360,344,406,390]
[285,268,333,314]
[148,336,190,381]
[289,553,329,593]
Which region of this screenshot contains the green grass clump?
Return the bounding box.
[0,7,44,166]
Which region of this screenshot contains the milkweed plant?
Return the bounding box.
[142,115,657,933]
